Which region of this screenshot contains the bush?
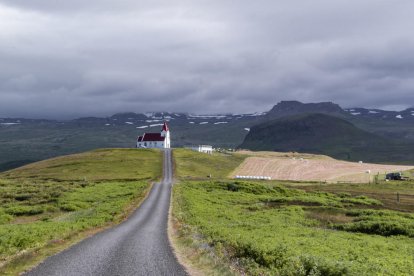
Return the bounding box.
[0,212,13,224]
[226,182,240,192]
[5,206,44,216]
[59,204,80,212]
[335,221,413,237]
[14,194,32,201]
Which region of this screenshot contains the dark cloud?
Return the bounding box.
[0,0,414,119]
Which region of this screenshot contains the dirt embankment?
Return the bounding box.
[232,151,414,183]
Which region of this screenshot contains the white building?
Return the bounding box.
[137,122,171,149]
[189,145,213,154]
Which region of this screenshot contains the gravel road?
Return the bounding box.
[25,149,187,276]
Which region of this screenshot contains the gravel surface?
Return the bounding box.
[25,149,187,276]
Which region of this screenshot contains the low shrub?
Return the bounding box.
[5,206,44,216]
[14,194,32,201]
[226,182,239,192]
[0,211,12,224]
[335,221,414,237]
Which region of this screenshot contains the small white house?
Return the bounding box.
[189,145,213,154]
[137,122,171,149]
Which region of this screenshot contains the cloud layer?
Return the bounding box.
[1,0,414,118]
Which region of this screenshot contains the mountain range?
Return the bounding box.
[1,100,414,171]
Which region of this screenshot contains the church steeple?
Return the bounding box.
[160,121,171,148]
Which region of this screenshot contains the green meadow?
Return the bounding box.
[0,148,162,273]
[171,150,414,275]
[173,148,246,179]
[173,180,414,275]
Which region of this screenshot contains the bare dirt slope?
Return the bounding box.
[232,151,414,183]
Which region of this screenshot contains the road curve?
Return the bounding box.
[25,149,187,276]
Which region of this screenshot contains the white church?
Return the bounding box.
[136,122,171,149]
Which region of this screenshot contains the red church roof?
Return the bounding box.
[137,133,165,142]
[137,122,169,142]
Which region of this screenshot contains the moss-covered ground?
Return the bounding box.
[173,175,414,275]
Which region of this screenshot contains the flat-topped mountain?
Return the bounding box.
[267,101,346,118]
[239,113,414,163]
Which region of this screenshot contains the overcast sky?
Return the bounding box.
[1,0,414,118]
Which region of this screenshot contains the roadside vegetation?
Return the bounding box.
[173,148,246,179]
[0,148,162,274]
[173,179,414,275]
[297,181,414,212]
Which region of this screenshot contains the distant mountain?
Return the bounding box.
[344,107,414,121]
[239,113,414,163]
[266,101,414,141]
[266,101,346,118]
[1,101,414,171]
[110,112,150,121]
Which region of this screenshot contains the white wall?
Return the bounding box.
[137,141,165,148]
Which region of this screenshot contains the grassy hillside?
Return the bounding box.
[173,180,414,275]
[173,149,246,179]
[3,148,161,181]
[0,148,161,274]
[240,113,414,164]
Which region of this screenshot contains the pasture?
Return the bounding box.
[172,150,414,275]
[173,180,414,275]
[173,149,246,179]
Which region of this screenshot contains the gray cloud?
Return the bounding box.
[0,0,414,119]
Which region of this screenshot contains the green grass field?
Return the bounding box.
[173,180,414,275]
[0,148,162,273]
[173,149,246,179]
[2,148,161,181]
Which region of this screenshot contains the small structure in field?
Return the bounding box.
[189,145,213,154]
